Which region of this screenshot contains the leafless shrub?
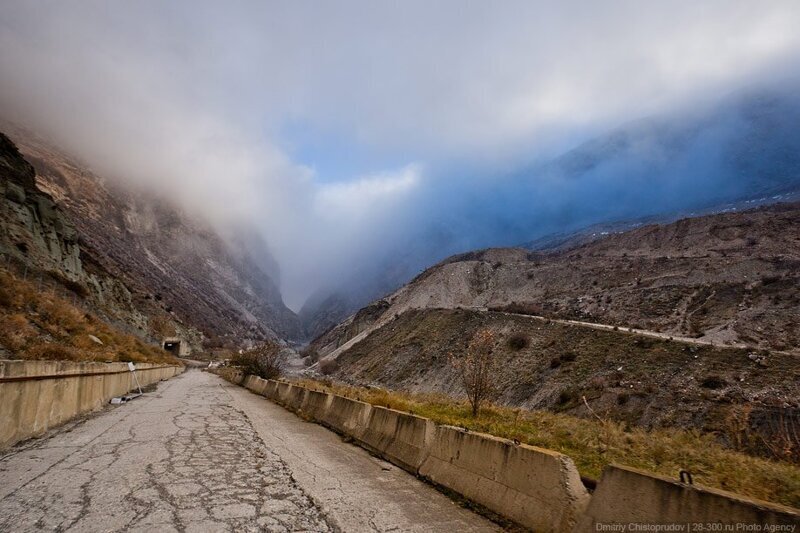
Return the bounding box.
[760,408,800,463]
[506,333,529,351]
[725,404,755,453]
[449,328,498,416]
[583,395,614,457]
[231,342,285,380]
[318,357,338,375]
[724,405,800,463]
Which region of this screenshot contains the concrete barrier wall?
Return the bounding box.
[0,359,183,450]
[236,377,588,531]
[263,380,278,401]
[576,464,799,531]
[229,376,799,532]
[299,389,333,422]
[243,375,269,396]
[359,405,435,472]
[284,385,307,412]
[242,374,256,391]
[419,425,589,532]
[319,393,372,438]
[275,381,292,404]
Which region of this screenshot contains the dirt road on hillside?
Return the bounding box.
[496,310,754,349]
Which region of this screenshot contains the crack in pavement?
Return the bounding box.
[0,370,333,532]
[225,376,500,533]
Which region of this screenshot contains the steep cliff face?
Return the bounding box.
[0,131,199,346]
[299,291,357,341]
[1,127,302,349]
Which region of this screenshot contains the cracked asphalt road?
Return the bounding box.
[0,370,498,532]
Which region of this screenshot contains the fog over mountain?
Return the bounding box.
[1,1,799,314]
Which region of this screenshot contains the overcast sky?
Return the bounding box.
[2,1,800,308]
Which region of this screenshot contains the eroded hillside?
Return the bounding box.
[310,202,800,362]
[329,308,799,432]
[306,203,800,441]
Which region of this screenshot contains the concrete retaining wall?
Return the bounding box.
[576,464,799,531]
[0,359,184,450]
[224,375,799,532]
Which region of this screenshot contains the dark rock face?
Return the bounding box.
[0,133,81,276]
[299,291,354,341]
[0,133,36,189]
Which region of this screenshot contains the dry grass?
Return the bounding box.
[0,268,178,365]
[329,308,800,463]
[295,377,800,508]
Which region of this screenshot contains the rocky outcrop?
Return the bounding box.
[0,133,81,276]
[299,291,357,341]
[0,132,186,345]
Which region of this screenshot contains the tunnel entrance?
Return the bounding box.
[162,337,190,356]
[163,340,181,354]
[161,337,190,356]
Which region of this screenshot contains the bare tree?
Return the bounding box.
[450,328,498,416]
[231,341,285,380]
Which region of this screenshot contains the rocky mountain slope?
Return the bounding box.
[1,127,302,350]
[306,203,800,435]
[310,202,800,360]
[299,88,800,337]
[329,308,799,435]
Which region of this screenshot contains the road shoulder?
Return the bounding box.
[223,375,500,533]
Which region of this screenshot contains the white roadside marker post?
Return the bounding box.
[128,361,143,396]
[110,362,144,404]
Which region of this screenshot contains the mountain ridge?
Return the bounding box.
[308,200,800,362]
[298,87,800,336]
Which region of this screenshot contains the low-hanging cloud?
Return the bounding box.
[1,1,800,310]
